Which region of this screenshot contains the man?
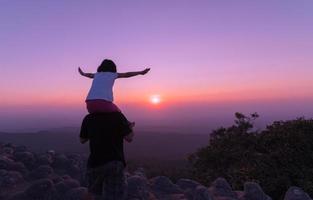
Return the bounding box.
[80,112,134,200]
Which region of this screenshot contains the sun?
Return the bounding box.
[150,95,161,105]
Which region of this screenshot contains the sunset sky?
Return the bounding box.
[1,0,313,132]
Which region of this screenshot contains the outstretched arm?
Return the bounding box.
[117,68,150,78]
[78,67,95,79]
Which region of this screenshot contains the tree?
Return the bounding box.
[189,113,313,199]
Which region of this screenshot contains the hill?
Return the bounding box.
[0,129,209,160]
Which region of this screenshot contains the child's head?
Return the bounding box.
[97,59,117,73]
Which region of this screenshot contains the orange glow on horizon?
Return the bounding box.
[2,84,313,108]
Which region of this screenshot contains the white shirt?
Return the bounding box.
[86,72,118,102]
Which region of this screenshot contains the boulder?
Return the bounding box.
[0,156,14,170]
[127,175,150,199]
[67,163,82,180]
[53,178,80,199]
[177,178,201,191]
[24,178,55,199]
[63,178,81,188]
[14,145,28,153]
[47,149,55,155]
[36,154,53,165]
[7,192,26,200]
[0,170,24,187]
[176,179,201,200]
[64,187,88,200]
[4,143,15,148]
[150,176,182,195]
[2,147,14,155]
[194,185,213,200]
[14,151,35,169]
[211,177,237,199]
[133,167,146,177]
[9,161,28,175]
[55,181,70,194]
[243,182,271,200]
[29,165,54,180]
[284,187,312,200]
[169,193,188,200]
[52,154,70,169]
[50,174,63,184]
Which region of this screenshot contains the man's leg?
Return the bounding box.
[86,165,106,199]
[102,161,128,200]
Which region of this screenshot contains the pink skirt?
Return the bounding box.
[86,99,121,114]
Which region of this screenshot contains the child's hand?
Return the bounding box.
[78,67,85,75]
[141,68,150,75]
[78,67,95,79]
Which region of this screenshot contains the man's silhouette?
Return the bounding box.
[80,112,134,200]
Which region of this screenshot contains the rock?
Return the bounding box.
[67,163,82,180]
[177,178,201,190]
[125,171,131,178]
[169,193,188,200]
[64,187,88,200]
[133,167,146,177]
[7,192,26,200]
[127,175,150,199]
[150,176,182,195]
[47,150,55,156]
[211,177,237,198]
[14,145,28,153]
[176,179,201,199]
[0,156,14,170]
[235,191,245,200]
[53,178,81,199]
[63,178,81,188]
[62,174,72,180]
[29,165,54,180]
[53,154,70,169]
[284,187,312,200]
[0,170,24,187]
[4,143,15,148]
[67,153,83,163]
[36,154,53,165]
[24,178,55,199]
[14,152,35,169]
[194,185,213,200]
[243,182,271,200]
[10,161,28,174]
[2,147,14,154]
[55,181,70,194]
[50,174,63,184]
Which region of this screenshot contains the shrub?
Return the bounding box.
[189,113,313,199]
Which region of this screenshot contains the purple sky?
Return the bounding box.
[1,0,313,132]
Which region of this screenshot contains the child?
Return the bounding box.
[78,59,150,128]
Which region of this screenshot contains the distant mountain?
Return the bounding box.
[0,129,209,160]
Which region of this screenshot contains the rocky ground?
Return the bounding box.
[0,142,311,200]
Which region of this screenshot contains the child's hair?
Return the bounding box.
[97,59,117,73]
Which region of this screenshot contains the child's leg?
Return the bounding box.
[86,100,121,113]
[86,100,135,129]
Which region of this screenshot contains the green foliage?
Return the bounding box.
[189,113,313,199]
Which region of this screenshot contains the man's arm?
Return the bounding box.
[124,131,134,143]
[79,115,90,144]
[78,67,95,79]
[117,68,150,78]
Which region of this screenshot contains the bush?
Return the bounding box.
[189,113,313,199]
